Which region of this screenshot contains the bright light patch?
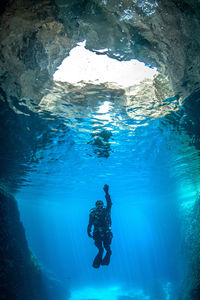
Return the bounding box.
[97,101,111,114]
[54,41,157,88]
[70,286,120,300]
[95,101,112,122]
[69,286,150,300]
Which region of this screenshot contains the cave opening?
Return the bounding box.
[53,40,157,88]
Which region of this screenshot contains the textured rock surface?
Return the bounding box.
[179,196,200,300]
[0,0,75,103]
[1,0,200,105]
[0,0,200,105]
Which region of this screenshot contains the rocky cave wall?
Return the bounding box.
[1,0,200,103]
[1,0,200,299]
[179,196,200,300]
[0,189,68,300]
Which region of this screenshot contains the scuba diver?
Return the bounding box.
[87,184,113,268]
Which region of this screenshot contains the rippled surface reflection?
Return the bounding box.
[2,80,198,195]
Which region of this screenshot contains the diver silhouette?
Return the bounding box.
[87,184,113,268]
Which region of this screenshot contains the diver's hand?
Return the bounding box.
[104,184,109,193]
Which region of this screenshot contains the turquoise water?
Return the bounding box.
[12,84,200,299]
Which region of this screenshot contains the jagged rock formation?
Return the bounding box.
[1,0,200,299]
[1,0,200,105]
[0,0,75,103]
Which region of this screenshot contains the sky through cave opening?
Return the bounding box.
[53,40,157,88]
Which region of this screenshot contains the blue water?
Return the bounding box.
[14,88,200,299]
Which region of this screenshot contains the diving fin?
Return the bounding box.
[101,251,111,266]
[92,253,103,268]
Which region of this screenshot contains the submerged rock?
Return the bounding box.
[0,188,68,300]
[179,195,200,299]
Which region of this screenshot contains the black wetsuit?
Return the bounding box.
[87,192,113,268]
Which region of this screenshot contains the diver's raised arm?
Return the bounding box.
[103,184,112,209]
